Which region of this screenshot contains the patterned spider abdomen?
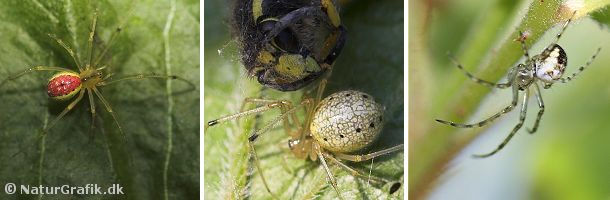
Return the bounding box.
[47,72,82,101]
[310,90,384,153]
[536,44,567,83]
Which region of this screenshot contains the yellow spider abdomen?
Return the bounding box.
[310,90,384,153]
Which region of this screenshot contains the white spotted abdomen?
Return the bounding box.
[310,90,384,153]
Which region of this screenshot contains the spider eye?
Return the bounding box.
[288,139,300,150]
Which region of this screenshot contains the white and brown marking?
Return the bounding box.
[536,44,567,83]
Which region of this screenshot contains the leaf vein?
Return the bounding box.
[162,0,177,199]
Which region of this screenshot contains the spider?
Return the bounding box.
[0,10,193,135]
[206,83,403,199]
[435,13,602,158]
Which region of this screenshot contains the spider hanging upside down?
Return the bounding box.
[206,82,403,199]
[0,10,193,134]
[436,12,602,158]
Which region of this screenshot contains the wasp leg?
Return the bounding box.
[323,26,347,65]
[263,6,325,43]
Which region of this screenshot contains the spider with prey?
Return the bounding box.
[0,10,193,134]
[206,82,403,199]
[436,13,601,158]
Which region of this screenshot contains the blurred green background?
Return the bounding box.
[204,0,404,199]
[410,0,610,199]
[0,0,199,199]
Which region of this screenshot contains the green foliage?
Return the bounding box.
[204,0,404,199]
[0,0,199,199]
[591,4,610,27]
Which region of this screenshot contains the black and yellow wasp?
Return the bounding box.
[233,0,347,91]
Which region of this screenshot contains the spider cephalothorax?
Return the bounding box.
[436,13,601,158]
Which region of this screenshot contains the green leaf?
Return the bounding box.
[0,0,199,199]
[204,0,404,199]
[591,4,610,28]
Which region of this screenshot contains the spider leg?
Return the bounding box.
[527,83,544,134]
[240,98,278,112]
[248,141,279,199]
[206,98,298,129]
[86,10,98,69]
[541,10,579,89]
[436,85,520,128]
[447,53,511,89]
[92,88,124,137]
[248,99,311,142]
[275,142,295,174]
[332,144,404,162]
[559,47,602,84]
[314,143,344,200]
[322,152,391,185]
[553,11,576,44]
[93,5,136,67]
[240,98,298,137]
[299,78,328,137]
[315,79,328,104]
[473,89,529,158]
[99,74,196,89]
[44,90,86,133]
[518,31,530,60]
[87,89,97,133]
[48,34,83,71]
[0,66,76,88]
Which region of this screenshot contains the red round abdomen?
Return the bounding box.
[47,74,81,98]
